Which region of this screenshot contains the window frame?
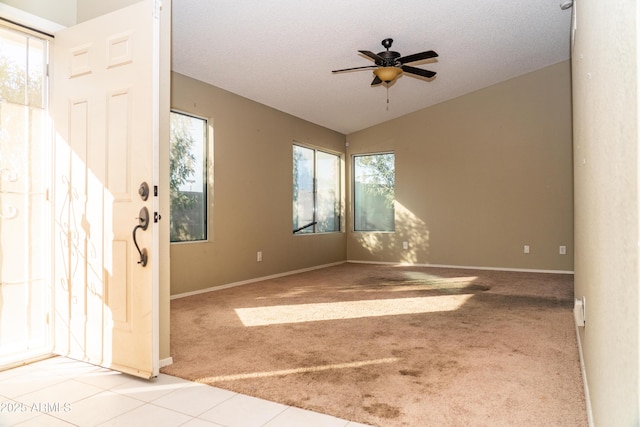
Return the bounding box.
[352,151,396,233]
[292,143,342,235]
[169,109,210,244]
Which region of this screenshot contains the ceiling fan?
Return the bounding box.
[332,38,438,86]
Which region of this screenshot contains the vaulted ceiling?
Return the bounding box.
[172,0,572,135]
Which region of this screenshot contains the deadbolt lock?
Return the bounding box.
[138,182,150,201]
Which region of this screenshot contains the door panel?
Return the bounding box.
[52,0,159,378]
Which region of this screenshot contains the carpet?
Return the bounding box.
[162,263,587,426]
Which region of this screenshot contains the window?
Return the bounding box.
[170,111,208,242]
[353,152,395,231]
[293,144,340,234]
[0,24,51,363]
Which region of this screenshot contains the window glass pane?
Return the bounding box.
[0,28,44,108]
[354,153,395,231]
[293,145,314,233]
[170,111,207,242]
[316,151,340,232]
[0,27,27,106]
[27,37,45,108]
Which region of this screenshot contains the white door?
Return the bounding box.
[52,0,160,378]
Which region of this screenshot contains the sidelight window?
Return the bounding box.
[0,24,50,365]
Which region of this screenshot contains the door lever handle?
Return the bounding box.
[133,207,149,267]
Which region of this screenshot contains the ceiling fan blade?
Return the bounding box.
[359,50,384,63]
[402,65,436,79]
[398,50,438,64]
[332,65,378,73]
[371,75,382,86]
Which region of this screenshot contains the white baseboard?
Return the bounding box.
[159,357,173,368]
[171,261,346,300]
[171,260,573,300]
[574,322,594,426]
[346,259,574,275]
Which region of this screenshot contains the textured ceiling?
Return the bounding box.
[172,0,572,135]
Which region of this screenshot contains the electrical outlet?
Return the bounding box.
[523,245,530,254]
[574,296,586,327]
[257,251,262,262]
[559,245,567,255]
[402,241,408,250]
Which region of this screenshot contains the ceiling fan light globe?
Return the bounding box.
[374,66,402,83]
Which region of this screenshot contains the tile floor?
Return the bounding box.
[0,357,371,427]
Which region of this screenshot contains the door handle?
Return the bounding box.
[133,206,149,267]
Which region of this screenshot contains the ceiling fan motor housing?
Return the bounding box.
[376,50,401,66]
[378,38,401,66]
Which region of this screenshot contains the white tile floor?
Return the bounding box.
[0,357,371,427]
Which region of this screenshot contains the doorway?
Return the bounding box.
[0,0,165,378]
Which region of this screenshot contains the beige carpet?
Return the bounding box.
[162,263,587,426]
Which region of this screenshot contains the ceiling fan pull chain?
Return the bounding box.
[386,86,390,110]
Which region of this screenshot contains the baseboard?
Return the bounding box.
[574,322,595,426]
[0,353,54,373]
[171,260,573,300]
[171,261,346,300]
[346,260,574,275]
[159,357,173,368]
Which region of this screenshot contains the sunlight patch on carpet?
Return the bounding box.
[196,358,400,383]
[235,294,474,326]
[401,272,479,284]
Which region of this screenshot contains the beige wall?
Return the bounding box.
[173,61,574,296]
[572,0,639,424]
[170,73,347,295]
[346,61,574,271]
